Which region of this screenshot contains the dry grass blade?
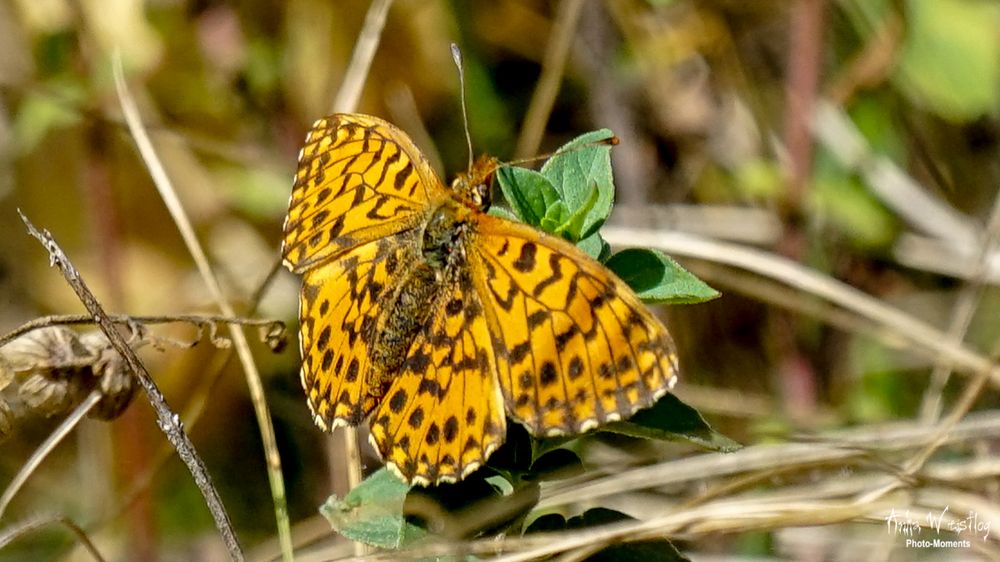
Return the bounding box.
[539,410,1000,510]
[0,391,100,519]
[0,515,106,562]
[894,232,1000,282]
[18,211,243,560]
[0,314,284,350]
[515,0,586,159]
[112,56,289,561]
[325,5,398,555]
[814,101,979,248]
[331,0,395,114]
[602,227,1000,389]
[920,185,1000,422]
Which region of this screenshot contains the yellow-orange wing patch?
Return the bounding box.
[282,114,444,272]
[468,214,678,436]
[368,271,506,486]
[299,229,422,430]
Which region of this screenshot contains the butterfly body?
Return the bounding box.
[283,114,678,485]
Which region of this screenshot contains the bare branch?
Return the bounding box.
[17,210,244,561]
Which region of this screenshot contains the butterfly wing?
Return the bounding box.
[468,214,678,436]
[299,229,422,430]
[282,113,445,272]
[368,271,507,486]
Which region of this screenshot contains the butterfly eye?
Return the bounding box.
[449,175,491,212]
[473,181,492,210]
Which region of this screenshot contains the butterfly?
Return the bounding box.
[281,114,678,486]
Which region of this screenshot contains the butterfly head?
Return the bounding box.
[450,154,497,213]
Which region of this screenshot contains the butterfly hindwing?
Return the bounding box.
[282,114,445,272]
[468,214,678,436]
[299,229,422,429]
[368,271,506,486]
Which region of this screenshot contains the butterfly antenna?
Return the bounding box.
[451,43,475,172]
[502,136,620,168]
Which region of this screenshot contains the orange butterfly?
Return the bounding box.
[282,114,678,486]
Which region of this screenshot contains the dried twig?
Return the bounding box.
[18,211,243,561]
[783,0,825,207]
[0,314,285,350]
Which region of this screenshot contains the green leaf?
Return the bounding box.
[524,513,567,534]
[524,448,584,482]
[530,434,577,463]
[536,508,691,562]
[605,249,720,304]
[496,166,560,226]
[540,200,570,233]
[811,150,897,248]
[13,85,85,154]
[576,231,610,261]
[487,206,520,221]
[541,129,616,239]
[320,468,426,549]
[602,394,742,453]
[554,182,601,241]
[485,474,515,496]
[894,0,1000,121]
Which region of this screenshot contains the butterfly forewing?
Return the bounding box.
[282,114,444,272]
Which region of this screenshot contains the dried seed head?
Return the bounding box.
[3,326,91,375]
[0,326,138,436]
[0,399,12,443]
[5,327,91,417]
[18,371,80,417]
[0,355,13,391]
[81,332,136,421]
[262,323,287,353]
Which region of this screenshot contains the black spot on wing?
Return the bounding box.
[532,252,563,298]
[408,407,424,429]
[509,342,531,364]
[345,358,360,382]
[539,361,558,387]
[512,242,537,272]
[443,416,459,443]
[555,325,579,351]
[527,309,550,328]
[389,389,407,413]
[425,422,440,445]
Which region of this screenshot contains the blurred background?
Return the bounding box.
[1,0,999,560]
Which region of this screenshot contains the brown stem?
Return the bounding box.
[784,0,826,209]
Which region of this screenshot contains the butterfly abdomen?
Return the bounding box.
[369,262,439,389]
